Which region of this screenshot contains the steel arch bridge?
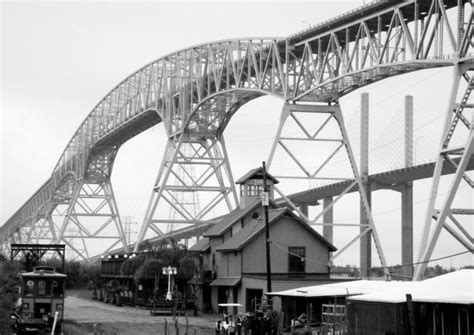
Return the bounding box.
[1,0,473,279]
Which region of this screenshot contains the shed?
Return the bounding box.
[269,279,411,331]
[347,269,474,335]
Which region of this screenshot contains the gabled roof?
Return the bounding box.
[215,207,337,253]
[188,237,210,252]
[235,167,279,185]
[203,198,279,238]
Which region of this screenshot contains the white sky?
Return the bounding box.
[1,1,472,268]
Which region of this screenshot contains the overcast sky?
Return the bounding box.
[1,1,472,268]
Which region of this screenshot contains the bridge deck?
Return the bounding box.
[284,157,474,206]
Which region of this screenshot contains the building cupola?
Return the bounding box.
[235,167,279,208]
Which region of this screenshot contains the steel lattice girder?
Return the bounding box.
[53,180,128,260]
[134,134,238,251]
[1,0,473,257]
[267,102,390,276]
[414,66,474,280]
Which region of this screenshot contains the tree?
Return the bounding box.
[0,259,22,332]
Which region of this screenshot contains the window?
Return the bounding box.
[289,247,305,272]
[247,185,264,196]
[52,281,63,296]
[25,280,34,296]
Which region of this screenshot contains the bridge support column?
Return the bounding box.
[55,179,128,260]
[322,197,333,245]
[401,95,414,279]
[134,134,238,251]
[401,182,413,278]
[299,204,309,217]
[414,65,474,280]
[360,93,372,278]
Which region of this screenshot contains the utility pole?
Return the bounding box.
[262,161,272,295]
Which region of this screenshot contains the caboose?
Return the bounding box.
[11,266,66,334]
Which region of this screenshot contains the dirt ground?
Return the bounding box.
[62,289,217,335]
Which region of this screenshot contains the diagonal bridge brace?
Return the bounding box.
[134,133,239,251]
[268,102,389,277]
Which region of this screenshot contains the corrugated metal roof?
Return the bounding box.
[349,269,474,305]
[268,279,410,297]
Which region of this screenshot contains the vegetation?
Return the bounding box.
[0,253,22,333]
[125,238,197,284]
[241,310,281,334]
[332,263,456,280]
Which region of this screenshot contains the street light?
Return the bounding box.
[162,266,177,301]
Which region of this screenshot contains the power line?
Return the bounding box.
[270,239,471,273]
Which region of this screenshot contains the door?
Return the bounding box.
[246,288,263,312]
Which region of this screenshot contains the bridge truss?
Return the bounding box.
[1,0,473,279]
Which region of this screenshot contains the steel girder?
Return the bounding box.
[1,0,473,259]
[267,103,390,277]
[413,65,474,280]
[53,179,128,260]
[134,133,238,251]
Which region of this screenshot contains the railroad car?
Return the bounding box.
[11,266,66,334]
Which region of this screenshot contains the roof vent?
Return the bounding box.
[251,212,259,219]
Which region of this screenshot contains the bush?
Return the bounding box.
[0,260,22,332]
[241,310,280,334]
[43,258,101,289]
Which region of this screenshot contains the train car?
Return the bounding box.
[11,266,66,334]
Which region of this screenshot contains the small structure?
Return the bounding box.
[269,279,411,331]
[347,269,474,335]
[11,266,66,334]
[10,244,65,272]
[189,168,337,314]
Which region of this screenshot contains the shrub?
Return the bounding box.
[0,260,22,332]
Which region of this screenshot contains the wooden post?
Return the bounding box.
[175,317,179,335]
[406,294,417,335]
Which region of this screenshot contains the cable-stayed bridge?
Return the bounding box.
[1,0,473,280]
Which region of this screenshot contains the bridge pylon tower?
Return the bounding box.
[267,102,389,277]
[134,133,238,251]
[54,179,128,260]
[166,144,201,235]
[414,64,474,280]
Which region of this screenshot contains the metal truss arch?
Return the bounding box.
[2,0,473,259]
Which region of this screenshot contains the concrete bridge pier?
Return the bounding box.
[323,197,334,255]
[401,95,414,279]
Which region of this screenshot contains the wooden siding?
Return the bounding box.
[242,214,330,274]
[347,301,406,335]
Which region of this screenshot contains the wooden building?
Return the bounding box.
[189,168,337,314]
[269,279,411,331]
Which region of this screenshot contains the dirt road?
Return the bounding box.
[63,290,217,334]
